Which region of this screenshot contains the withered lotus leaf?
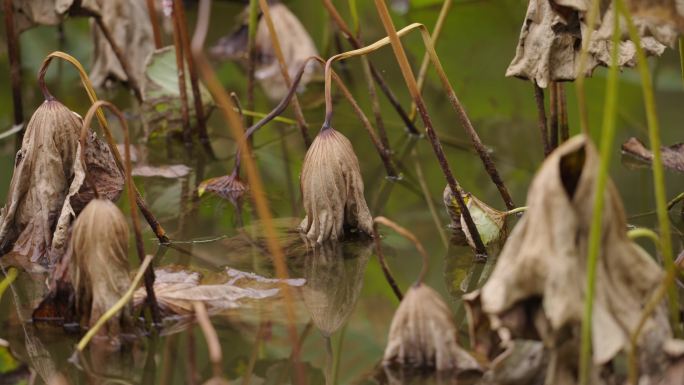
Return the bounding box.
[443,187,507,249]
[0,100,81,271]
[197,173,248,205]
[383,283,481,372]
[70,199,132,339]
[299,128,373,243]
[88,0,154,88]
[507,0,672,88]
[479,135,670,381]
[622,136,684,173]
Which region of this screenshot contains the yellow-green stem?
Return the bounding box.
[0,267,18,301]
[617,0,681,337]
[579,4,620,384]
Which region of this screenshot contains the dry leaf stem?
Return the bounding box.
[374,216,429,284]
[3,0,23,130]
[193,302,224,378]
[579,6,620,384]
[171,0,193,150]
[366,9,488,257]
[372,224,404,301]
[410,0,453,122]
[412,147,449,248]
[37,51,169,244]
[258,0,311,147]
[576,0,601,134]
[322,0,419,136]
[174,0,215,158]
[81,100,162,325]
[246,0,259,131]
[560,83,569,141]
[550,81,559,149]
[617,0,681,335]
[533,83,550,156]
[191,3,303,382]
[145,0,163,48]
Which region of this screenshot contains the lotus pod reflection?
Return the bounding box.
[299,129,373,243]
[383,283,480,372]
[70,199,132,343]
[301,240,371,336]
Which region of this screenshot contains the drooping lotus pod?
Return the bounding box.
[0,99,123,272]
[299,128,373,243]
[383,283,481,372]
[70,199,132,342]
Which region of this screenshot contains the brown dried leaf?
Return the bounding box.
[299,129,373,243]
[507,0,672,87]
[133,266,305,316]
[88,0,154,88]
[621,136,684,172]
[301,240,371,336]
[133,164,191,179]
[210,3,319,101]
[383,283,481,372]
[479,135,670,380]
[198,173,248,204]
[11,0,75,33]
[70,199,132,341]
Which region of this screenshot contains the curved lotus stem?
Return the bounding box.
[37,51,169,244]
[374,216,429,285]
[80,100,161,325]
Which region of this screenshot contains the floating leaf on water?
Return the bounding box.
[300,240,371,336]
[383,283,481,372]
[506,0,671,88]
[133,266,305,316]
[70,199,133,344]
[141,47,214,132]
[89,0,154,88]
[478,135,671,382]
[300,129,373,243]
[621,137,684,173]
[132,164,192,179]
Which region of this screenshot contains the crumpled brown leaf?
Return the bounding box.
[133,266,305,316]
[506,0,675,87]
[197,173,248,205]
[383,283,481,372]
[0,100,123,272]
[88,0,154,88]
[70,199,132,341]
[300,240,371,336]
[11,0,75,33]
[299,128,373,243]
[476,135,670,382]
[621,136,684,173]
[210,2,319,101]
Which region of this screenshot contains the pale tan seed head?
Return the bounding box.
[383,283,480,372]
[70,199,132,340]
[299,128,373,243]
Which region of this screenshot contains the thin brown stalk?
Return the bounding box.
[372,224,404,301]
[576,0,601,134]
[145,0,163,48]
[92,15,143,103]
[412,147,448,248]
[191,2,303,383]
[549,81,559,149]
[533,82,550,156]
[37,51,169,243]
[81,100,161,325]
[361,55,391,152]
[559,83,569,141]
[369,6,488,257]
[193,302,223,378]
[374,216,429,284]
[410,0,452,122]
[174,0,215,158]
[246,0,259,131]
[257,0,311,147]
[3,0,23,130]
[171,0,192,150]
[322,0,419,135]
